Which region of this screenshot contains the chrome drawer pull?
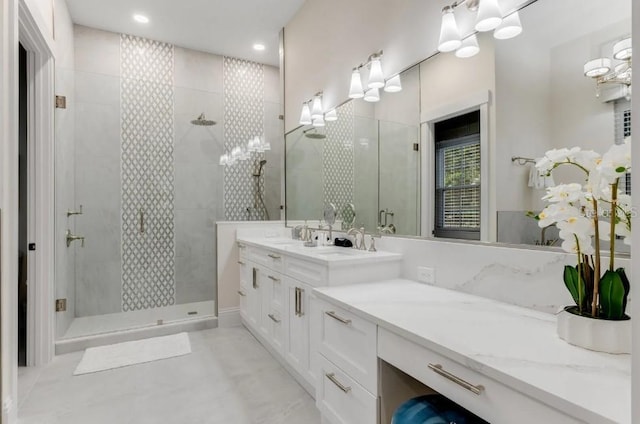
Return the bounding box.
[268,276,280,282]
[325,373,351,393]
[268,313,281,323]
[267,253,281,259]
[325,311,351,325]
[237,290,246,297]
[428,364,484,395]
[237,260,245,265]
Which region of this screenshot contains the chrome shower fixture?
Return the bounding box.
[191,113,217,126]
[303,128,326,139]
[253,159,267,177]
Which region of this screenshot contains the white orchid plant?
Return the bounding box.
[535,138,632,320]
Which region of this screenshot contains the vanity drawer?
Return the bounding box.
[318,301,377,394]
[246,246,284,273]
[377,328,582,424]
[317,354,377,424]
[285,256,327,287]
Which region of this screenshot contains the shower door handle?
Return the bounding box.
[139,208,145,234]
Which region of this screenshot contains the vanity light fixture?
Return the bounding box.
[367,55,385,89]
[219,136,269,166]
[584,36,632,98]
[455,34,480,58]
[475,0,503,32]
[493,11,522,40]
[349,68,365,98]
[437,1,524,59]
[383,74,403,93]
[349,50,403,99]
[312,116,326,127]
[311,94,324,119]
[325,108,338,122]
[299,102,312,125]
[363,87,381,103]
[438,6,462,52]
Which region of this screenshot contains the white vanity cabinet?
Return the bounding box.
[236,238,402,397]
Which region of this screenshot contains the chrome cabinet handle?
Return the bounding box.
[252,268,258,289]
[237,290,246,297]
[268,313,281,323]
[325,311,351,325]
[325,373,351,393]
[267,253,281,259]
[268,275,280,282]
[295,287,300,317]
[428,364,484,395]
[238,260,245,265]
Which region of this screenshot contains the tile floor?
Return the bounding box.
[18,327,321,424]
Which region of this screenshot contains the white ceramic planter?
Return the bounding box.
[556,307,631,354]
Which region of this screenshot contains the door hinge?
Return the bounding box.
[55,298,67,312]
[28,243,36,251]
[55,95,66,109]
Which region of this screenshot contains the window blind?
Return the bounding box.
[614,99,631,195]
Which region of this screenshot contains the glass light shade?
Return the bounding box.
[299,102,312,125]
[475,0,503,32]
[613,37,632,60]
[455,35,480,58]
[240,147,250,160]
[325,109,338,121]
[363,87,380,102]
[367,57,385,89]
[493,11,522,40]
[438,8,462,52]
[614,62,630,75]
[231,146,242,161]
[219,154,229,166]
[584,58,611,77]
[349,69,365,98]
[312,117,325,127]
[311,96,324,119]
[384,74,402,92]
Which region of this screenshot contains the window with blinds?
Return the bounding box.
[614,99,631,195]
[434,111,481,240]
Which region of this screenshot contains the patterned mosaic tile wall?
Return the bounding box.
[120,35,176,311]
[323,101,355,221]
[223,57,266,221]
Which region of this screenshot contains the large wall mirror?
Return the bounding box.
[285,0,631,253]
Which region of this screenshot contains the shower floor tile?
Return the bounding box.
[62,300,216,339]
[18,327,320,424]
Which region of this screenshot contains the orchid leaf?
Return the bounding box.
[599,270,627,320]
[563,265,581,308]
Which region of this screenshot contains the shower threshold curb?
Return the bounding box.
[55,315,218,355]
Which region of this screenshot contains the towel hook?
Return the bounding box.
[511,156,536,166]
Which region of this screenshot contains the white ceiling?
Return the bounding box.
[65,0,306,66]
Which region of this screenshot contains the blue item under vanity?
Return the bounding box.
[391,394,488,424]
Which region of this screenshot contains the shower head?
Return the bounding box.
[253,159,267,177]
[303,128,326,139]
[191,113,217,126]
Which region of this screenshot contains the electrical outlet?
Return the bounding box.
[417,266,435,284]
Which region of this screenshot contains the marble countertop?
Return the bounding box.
[237,237,402,267]
[314,280,630,424]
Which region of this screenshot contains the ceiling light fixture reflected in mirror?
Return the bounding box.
[349,68,365,98]
[299,102,312,125]
[475,0,503,31]
[311,94,324,119]
[363,87,380,102]
[384,74,403,92]
[494,11,523,40]
[455,34,480,58]
[367,55,385,89]
[253,43,266,51]
[438,6,462,52]
[584,36,632,99]
[325,109,338,122]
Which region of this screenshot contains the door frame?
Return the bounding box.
[18,0,55,369]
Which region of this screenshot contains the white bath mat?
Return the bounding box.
[74,332,191,376]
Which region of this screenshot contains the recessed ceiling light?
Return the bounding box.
[133,14,149,24]
[253,43,266,51]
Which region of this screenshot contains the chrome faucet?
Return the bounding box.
[66,229,85,247]
[347,226,367,250]
[346,227,361,250]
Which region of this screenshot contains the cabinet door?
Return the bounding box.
[264,270,285,354]
[238,260,250,323]
[245,264,261,329]
[285,277,314,387]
